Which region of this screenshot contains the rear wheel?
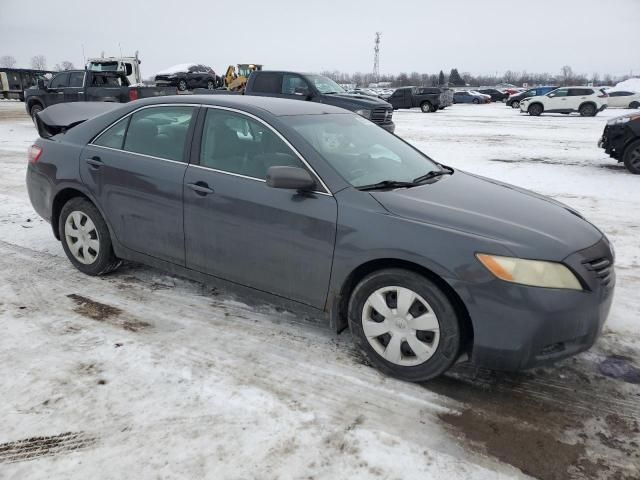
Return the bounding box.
[348,269,461,382]
[579,103,596,117]
[420,102,434,113]
[177,79,188,91]
[623,139,640,174]
[528,103,543,116]
[472,98,479,104]
[59,198,121,276]
[629,101,640,109]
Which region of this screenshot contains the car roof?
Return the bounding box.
[132,94,350,116]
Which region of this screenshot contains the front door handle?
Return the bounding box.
[187,182,214,195]
[86,156,103,168]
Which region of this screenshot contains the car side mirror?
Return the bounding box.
[266,166,316,191]
[548,93,555,98]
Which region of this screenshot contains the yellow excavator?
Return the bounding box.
[224,64,263,91]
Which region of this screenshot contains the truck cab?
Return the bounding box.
[245,71,395,133]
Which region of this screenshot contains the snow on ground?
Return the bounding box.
[0,101,639,480]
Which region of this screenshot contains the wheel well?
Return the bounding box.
[337,259,474,350]
[528,102,543,111]
[51,188,91,240]
[26,98,43,111]
[579,101,597,110]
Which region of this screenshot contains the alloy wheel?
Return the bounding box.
[64,211,100,265]
[361,286,440,366]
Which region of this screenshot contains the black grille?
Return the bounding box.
[582,257,613,286]
[371,107,393,125]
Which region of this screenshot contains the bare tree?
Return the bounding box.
[31,55,47,70]
[0,55,17,68]
[561,65,574,85]
[60,60,74,70]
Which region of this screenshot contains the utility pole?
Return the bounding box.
[373,32,381,84]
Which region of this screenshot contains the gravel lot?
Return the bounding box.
[1,100,639,480]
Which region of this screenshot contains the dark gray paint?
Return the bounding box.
[26,95,615,371]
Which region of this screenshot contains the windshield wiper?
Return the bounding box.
[357,180,417,191]
[412,166,454,184]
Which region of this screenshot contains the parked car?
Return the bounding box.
[27,96,614,381]
[24,70,174,121]
[506,86,558,108]
[155,63,220,91]
[387,86,443,112]
[477,88,509,102]
[599,112,640,173]
[452,90,488,104]
[606,91,640,109]
[244,71,395,132]
[520,87,608,117]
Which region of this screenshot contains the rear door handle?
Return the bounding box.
[187,182,214,195]
[86,156,104,168]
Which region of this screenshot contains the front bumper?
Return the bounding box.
[379,121,396,133]
[456,238,615,371]
[599,123,627,160]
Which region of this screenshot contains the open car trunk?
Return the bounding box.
[35,102,123,138]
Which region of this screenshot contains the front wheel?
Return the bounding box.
[420,102,433,113]
[629,101,639,109]
[528,103,543,116]
[511,100,520,109]
[348,269,461,382]
[59,197,121,276]
[29,104,43,122]
[207,80,215,90]
[623,139,640,174]
[177,79,188,91]
[472,98,479,104]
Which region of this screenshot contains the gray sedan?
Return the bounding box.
[27,96,615,381]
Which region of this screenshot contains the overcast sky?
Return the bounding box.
[1,0,638,79]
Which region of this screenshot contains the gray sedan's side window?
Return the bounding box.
[200,109,303,180]
[93,117,129,149]
[123,106,195,162]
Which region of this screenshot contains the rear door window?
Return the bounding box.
[93,117,130,149]
[123,106,195,162]
[550,89,568,97]
[251,73,282,94]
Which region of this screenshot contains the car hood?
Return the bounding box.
[370,170,603,260]
[320,93,391,111]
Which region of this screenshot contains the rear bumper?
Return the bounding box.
[454,238,615,371]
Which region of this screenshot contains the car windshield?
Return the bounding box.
[306,75,345,94]
[281,113,442,188]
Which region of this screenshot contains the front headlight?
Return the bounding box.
[476,254,582,290]
[354,109,372,119]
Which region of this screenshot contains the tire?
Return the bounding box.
[420,102,433,113]
[207,80,215,90]
[629,101,639,109]
[177,79,188,91]
[472,98,479,104]
[512,100,520,109]
[528,103,543,116]
[623,139,640,174]
[348,268,461,382]
[579,103,596,117]
[59,197,121,276]
[29,103,43,122]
